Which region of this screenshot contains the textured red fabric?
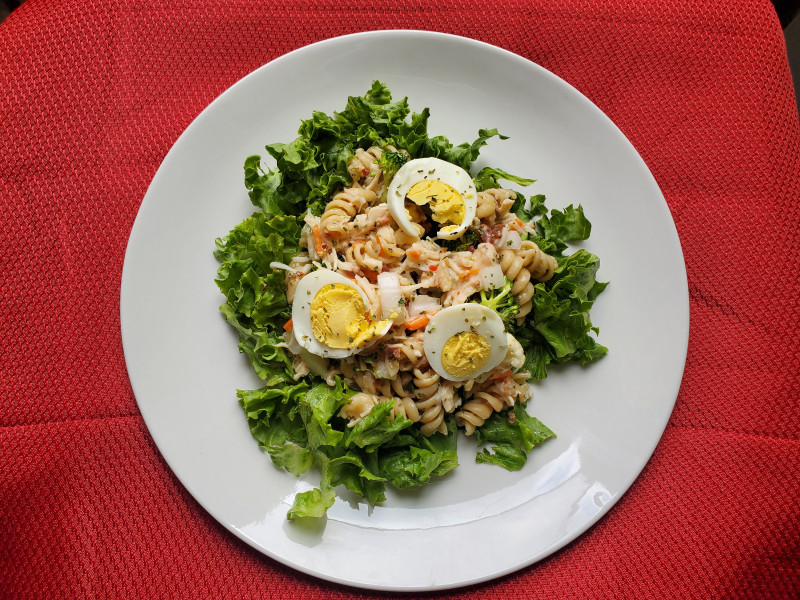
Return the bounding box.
[1,0,799,598]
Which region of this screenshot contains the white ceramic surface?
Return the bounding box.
[120,31,689,591]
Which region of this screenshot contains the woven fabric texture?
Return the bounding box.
[1,0,799,598]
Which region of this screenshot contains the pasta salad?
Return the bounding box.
[214,82,608,519]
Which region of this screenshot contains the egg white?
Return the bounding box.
[386,157,477,241]
[291,269,391,359]
[423,304,508,382]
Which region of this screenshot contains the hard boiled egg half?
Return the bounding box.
[387,157,477,240]
[423,304,508,382]
[292,269,393,359]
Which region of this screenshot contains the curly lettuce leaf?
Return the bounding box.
[243,82,508,219]
[536,204,592,244]
[378,418,459,488]
[287,486,336,520]
[214,212,301,332]
[343,400,414,452]
[244,155,313,216]
[473,166,536,190]
[421,128,508,171]
[328,449,388,506]
[219,304,292,380]
[514,248,608,377]
[236,380,310,455]
[474,405,555,470]
[267,443,314,477]
[298,380,351,450]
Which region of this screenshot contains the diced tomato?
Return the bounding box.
[283,318,293,332]
[361,268,378,284]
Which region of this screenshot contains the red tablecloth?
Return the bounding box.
[2,0,799,597]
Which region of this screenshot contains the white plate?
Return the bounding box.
[120,31,688,591]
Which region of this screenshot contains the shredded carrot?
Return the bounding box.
[312,224,326,256]
[283,318,293,332]
[460,267,480,280]
[406,248,422,261]
[490,369,513,381]
[375,235,385,256]
[404,313,431,331]
[510,218,525,232]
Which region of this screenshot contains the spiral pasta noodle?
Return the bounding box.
[345,241,384,272]
[339,391,421,426]
[340,391,381,425]
[320,186,377,238]
[520,240,557,282]
[455,390,508,435]
[385,332,426,370]
[411,366,449,436]
[392,395,422,423]
[476,189,516,224]
[291,146,561,439]
[499,249,536,321]
[455,372,531,435]
[377,370,409,398]
[499,240,557,322]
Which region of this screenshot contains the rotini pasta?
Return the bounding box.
[412,365,449,436]
[499,240,557,323]
[455,372,532,434]
[278,145,559,438]
[320,186,376,239]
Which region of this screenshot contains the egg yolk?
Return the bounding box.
[406,180,465,232]
[310,283,389,349]
[440,331,491,378]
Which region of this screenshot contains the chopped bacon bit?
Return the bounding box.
[361,268,378,284]
[388,347,405,360]
[481,223,504,244]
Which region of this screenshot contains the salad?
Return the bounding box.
[214,82,607,519]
